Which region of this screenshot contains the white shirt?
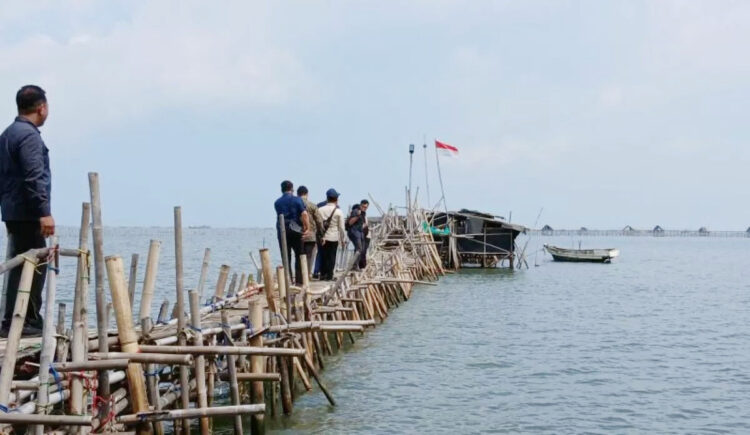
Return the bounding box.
[318,203,346,242]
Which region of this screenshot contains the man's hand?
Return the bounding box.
[40,215,55,237]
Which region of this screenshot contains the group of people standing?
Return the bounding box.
[274,180,370,285]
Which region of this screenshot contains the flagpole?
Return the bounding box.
[434,139,449,215]
[423,137,431,208]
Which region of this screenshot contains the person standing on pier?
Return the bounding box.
[318,188,345,281]
[347,202,366,270]
[274,180,309,285]
[0,85,54,338]
[359,199,371,269]
[297,185,323,279]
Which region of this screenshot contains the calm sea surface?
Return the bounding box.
[4,229,750,434]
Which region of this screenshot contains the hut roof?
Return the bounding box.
[580,226,588,231]
[653,225,664,232]
[698,226,709,233]
[541,224,554,231]
[623,225,634,231]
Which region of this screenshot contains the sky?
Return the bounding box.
[1,1,749,230]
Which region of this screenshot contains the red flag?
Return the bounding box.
[435,140,459,157]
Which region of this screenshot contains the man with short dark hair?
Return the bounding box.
[274,180,309,285]
[297,185,322,280]
[0,85,55,338]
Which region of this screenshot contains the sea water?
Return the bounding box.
[4,229,749,433]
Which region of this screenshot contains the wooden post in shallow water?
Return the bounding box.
[197,248,211,301]
[248,297,265,435]
[189,290,210,435]
[139,240,161,322]
[259,249,277,313]
[127,253,139,308]
[0,255,38,406]
[141,317,164,435]
[174,207,190,435]
[105,255,150,435]
[88,172,111,408]
[214,264,230,302]
[70,202,91,430]
[221,310,243,435]
[35,238,58,435]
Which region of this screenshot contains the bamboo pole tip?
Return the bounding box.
[104,255,122,262]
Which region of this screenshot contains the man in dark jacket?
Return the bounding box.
[0,85,54,337]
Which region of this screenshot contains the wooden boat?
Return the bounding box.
[544,244,619,263]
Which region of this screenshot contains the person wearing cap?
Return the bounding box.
[297,185,322,279]
[274,180,309,285]
[0,85,54,338]
[317,188,346,281]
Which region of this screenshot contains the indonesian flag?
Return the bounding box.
[435,140,459,157]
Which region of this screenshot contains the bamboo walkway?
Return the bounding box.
[0,172,445,434]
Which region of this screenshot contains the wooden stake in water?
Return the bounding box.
[141,317,164,435]
[189,290,210,435]
[127,253,139,308]
[105,255,150,435]
[249,297,265,434]
[88,172,111,405]
[259,249,278,313]
[197,248,211,301]
[35,237,58,435]
[174,207,190,435]
[70,202,91,431]
[139,240,161,322]
[221,310,243,435]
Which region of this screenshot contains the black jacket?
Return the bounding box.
[0,117,51,221]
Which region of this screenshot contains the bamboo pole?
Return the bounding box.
[141,318,164,435]
[71,209,90,431]
[52,359,130,372]
[238,273,247,294]
[105,255,150,435]
[0,256,38,406]
[88,172,111,408]
[156,301,169,324]
[70,202,91,434]
[35,238,58,435]
[218,373,280,382]
[117,405,265,424]
[220,310,243,435]
[127,254,139,308]
[227,272,238,298]
[174,207,190,435]
[138,240,161,322]
[89,352,193,365]
[249,296,265,435]
[0,414,92,426]
[214,264,230,302]
[196,248,211,301]
[189,290,210,434]
[138,345,305,356]
[55,303,66,362]
[259,249,278,313]
[277,214,292,322]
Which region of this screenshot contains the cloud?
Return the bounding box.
[0,2,314,141]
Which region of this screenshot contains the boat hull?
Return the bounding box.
[545,245,619,263]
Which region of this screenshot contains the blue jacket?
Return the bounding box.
[0,117,52,221]
[274,192,306,233]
